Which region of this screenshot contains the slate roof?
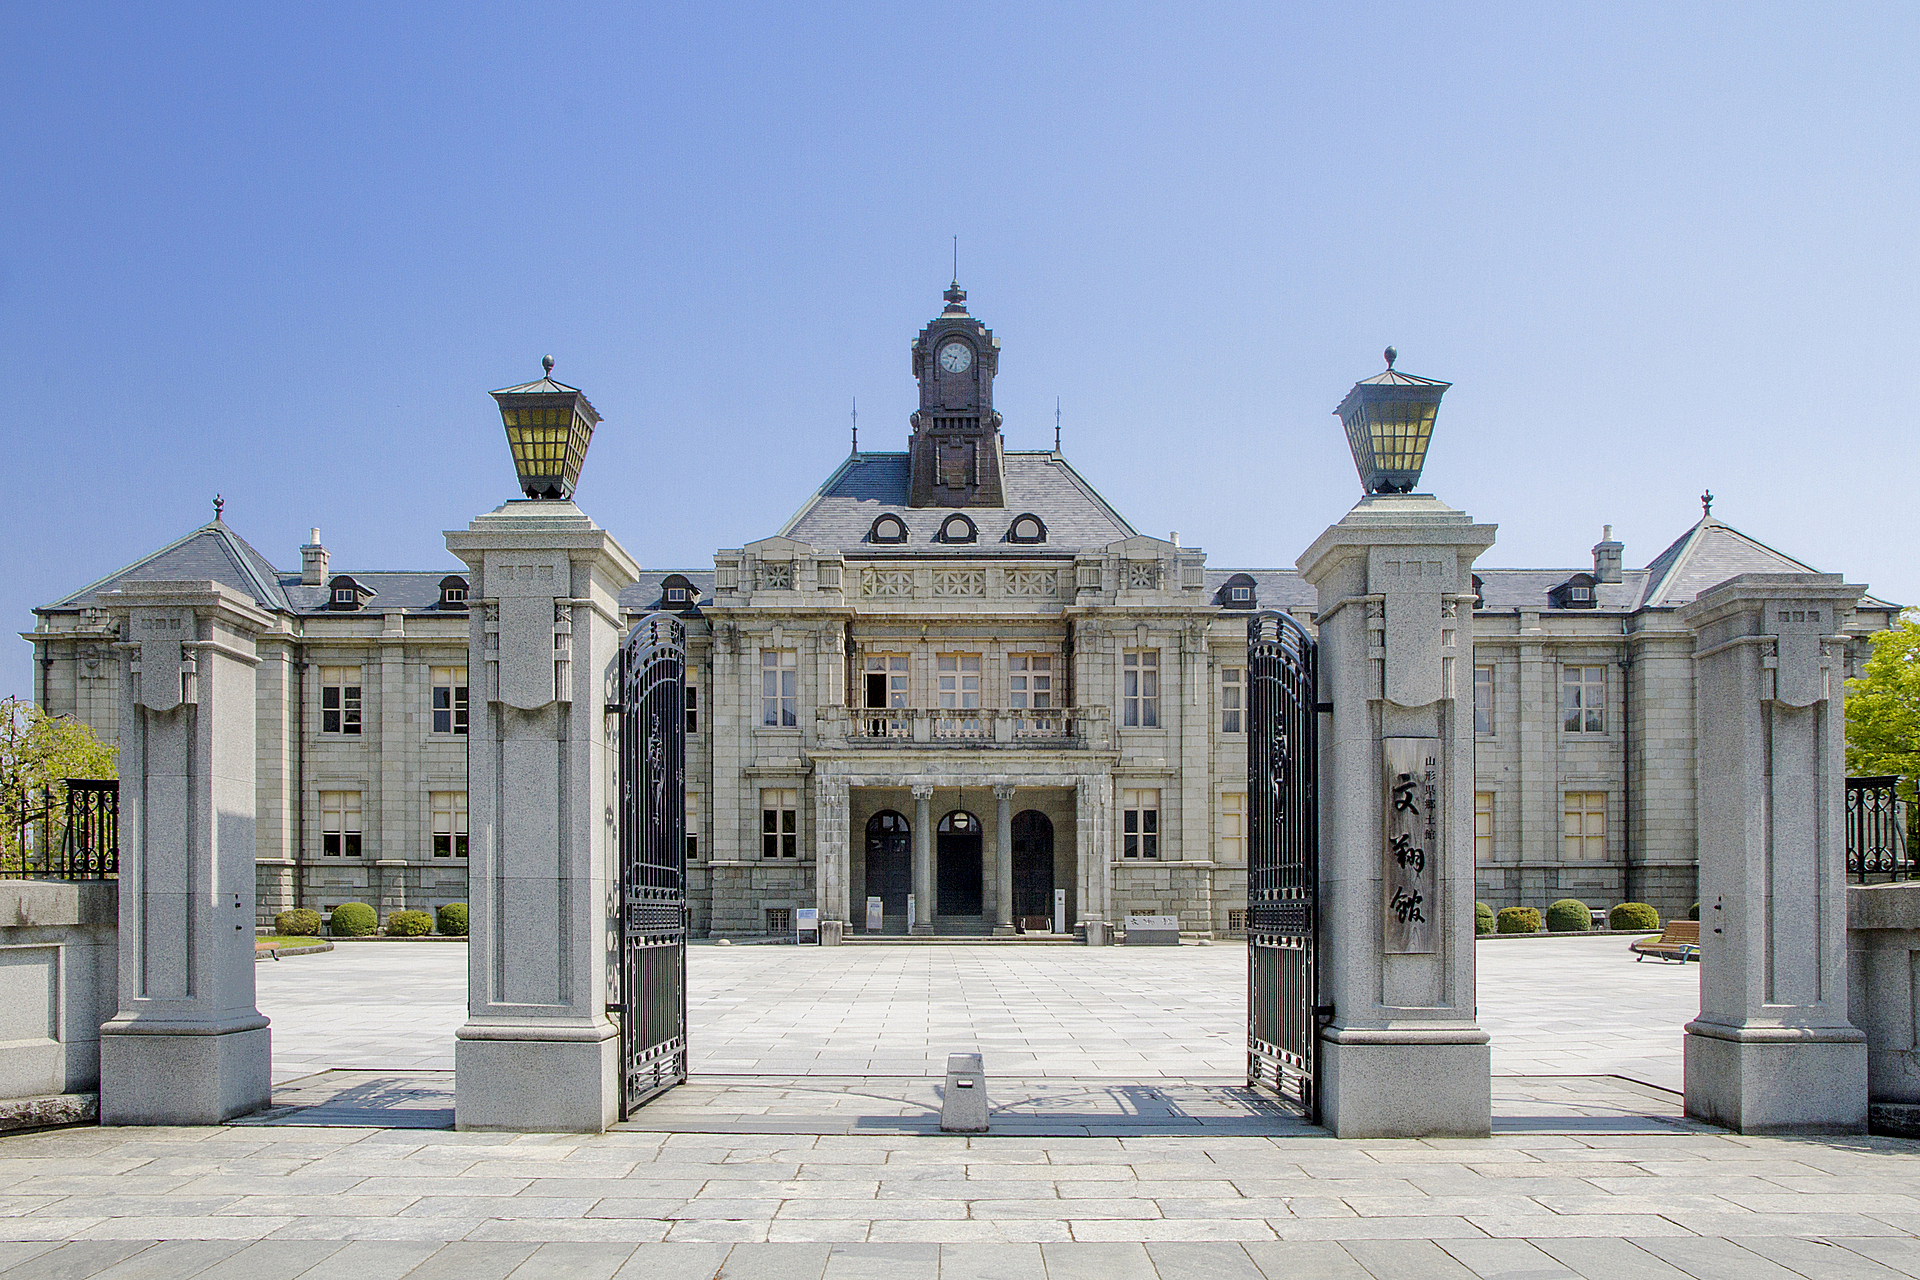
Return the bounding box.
[779,452,1136,554]
[41,521,291,613]
[1636,517,1816,608]
[1471,569,1651,613]
[281,573,470,615]
[621,572,718,613]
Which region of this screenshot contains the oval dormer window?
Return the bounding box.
[937,514,977,544]
[438,576,468,609]
[1008,513,1047,544]
[869,514,908,544]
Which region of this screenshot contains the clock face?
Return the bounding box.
[939,342,973,373]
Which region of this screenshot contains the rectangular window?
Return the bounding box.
[1562,666,1606,733]
[937,653,982,708]
[685,676,699,735]
[1564,791,1606,860]
[686,792,699,862]
[761,649,797,727]
[766,907,792,934]
[1123,649,1160,728]
[320,666,362,735]
[1007,653,1052,709]
[761,788,798,858]
[1473,666,1494,736]
[431,791,467,858]
[1122,788,1160,859]
[321,791,362,857]
[1220,666,1243,734]
[1475,791,1494,864]
[1219,792,1246,863]
[430,666,468,735]
[863,654,910,737]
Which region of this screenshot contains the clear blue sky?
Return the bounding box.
[4,2,1915,701]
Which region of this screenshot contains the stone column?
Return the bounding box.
[445,499,639,1133]
[1677,574,1868,1134]
[1298,494,1498,1138]
[98,581,274,1125]
[815,777,849,944]
[993,784,1017,935]
[1075,775,1111,944]
[911,784,934,935]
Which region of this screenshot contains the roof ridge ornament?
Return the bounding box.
[213,494,224,523]
[542,354,554,377]
[1701,489,1714,518]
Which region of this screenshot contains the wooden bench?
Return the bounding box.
[1631,920,1700,962]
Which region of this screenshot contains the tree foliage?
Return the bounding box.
[1848,610,1920,797]
[0,697,117,860]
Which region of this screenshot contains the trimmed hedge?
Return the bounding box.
[329,902,377,937]
[1474,902,1496,936]
[275,908,322,937]
[436,902,469,936]
[1546,898,1591,932]
[387,909,434,937]
[1610,902,1660,932]
[1497,907,1543,935]
[1689,902,1700,921]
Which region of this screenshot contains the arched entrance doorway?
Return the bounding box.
[937,810,983,917]
[1011,809,1054,927]
[864,811,911,931]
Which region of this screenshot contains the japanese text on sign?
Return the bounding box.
[1382,737,1440,953]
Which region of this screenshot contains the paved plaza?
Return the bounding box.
[11,937,1915,1277]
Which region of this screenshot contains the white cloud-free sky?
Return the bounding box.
[3,3,1915,699]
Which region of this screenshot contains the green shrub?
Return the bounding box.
[1545,898,1591,932]
[1496,907,1543,935]
[387,909,434,937]
[1610,902,1660,932]
[1689,902,1700,921]
[329,902,377,937]
[275,908,322,937]
[436,902,469,936]
[1474,902,1496,936]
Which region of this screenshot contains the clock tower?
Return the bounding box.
[908,281,1005,508]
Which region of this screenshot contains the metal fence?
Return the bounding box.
[1847,776,1911,882]
[2,779,118,880]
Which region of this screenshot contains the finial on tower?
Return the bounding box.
[1701,489,1714,517]
[541,355,555,378]
[213,494,225,523]
[1384,346,1397,369]
[1055,397,1062,452]
[851,397,858,454]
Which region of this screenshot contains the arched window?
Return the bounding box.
[869,514,908,544]
[1008,513,1047,544]
[937,514,977,544]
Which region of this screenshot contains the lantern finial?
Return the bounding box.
[541,355,555,378]
[1384,346,1397,369]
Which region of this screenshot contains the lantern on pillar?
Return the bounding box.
[1335,347,1451,495]
[491,356,601,500]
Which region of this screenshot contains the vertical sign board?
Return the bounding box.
[866,896,884,933]
[1382,737,1440,954]
[1053,888,1066,936]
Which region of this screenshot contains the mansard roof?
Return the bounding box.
[41,520,290,614]
[779,451,1135,553]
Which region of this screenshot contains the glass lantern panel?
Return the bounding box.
[1367,400,1437,474]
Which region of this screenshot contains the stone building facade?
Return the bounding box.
[25,285,1900,929]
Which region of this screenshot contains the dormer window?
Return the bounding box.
[1569,586,1592,602]
[333,587,356,605]
[325,574,373,612]
[1549,573,1599,610]
[1008,514,1047,544]
[1216,573,1257,609]
[660,573,699,609]
[937,514,977,544]
[1472,574,1485,608]
[666,587,687,603]
[1231,587,1251,602]
[438,576,468,610]
[869,514,908,544]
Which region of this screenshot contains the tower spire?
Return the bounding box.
[851,398,858,454]
[1055,397,1062,452]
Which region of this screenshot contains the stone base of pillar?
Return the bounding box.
[992,923,1017,937]
[455,1025,619,1134]
[819,920,843,946]
[910,922,933,936]
[1320,1030,1491,1139]
[99,1022,271,1126]
[1684,1021,1868,1134]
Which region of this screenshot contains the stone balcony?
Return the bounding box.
[815,705,1111,751]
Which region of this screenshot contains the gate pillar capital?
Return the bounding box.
[1295,494,1497,1139]
[445,499,640,1134]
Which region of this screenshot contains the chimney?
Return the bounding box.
[301,528,329,586]
[1592,524,1623,584]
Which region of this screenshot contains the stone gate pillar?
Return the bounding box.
[1298,494,1497,1138]
[1678,573,1868,1134]
[911,785,934,935]
[99,581,273,1125]
[445,500,639,1133]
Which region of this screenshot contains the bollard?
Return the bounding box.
[940,1053,988,1133]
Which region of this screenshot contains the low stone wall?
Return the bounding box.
[0,879,117,1100]
[1848,883,1920,1123]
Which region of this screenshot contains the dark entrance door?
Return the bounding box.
[1247,610,1319,1117]
[1011,810,1054,923]
[865,811,912,923]
[936,810,983,916]
[618,612,688,1115]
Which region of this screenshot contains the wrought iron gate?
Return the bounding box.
[1847,776,1911,882]
[1247,611,1319,1114]
[618,612,688,1114]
